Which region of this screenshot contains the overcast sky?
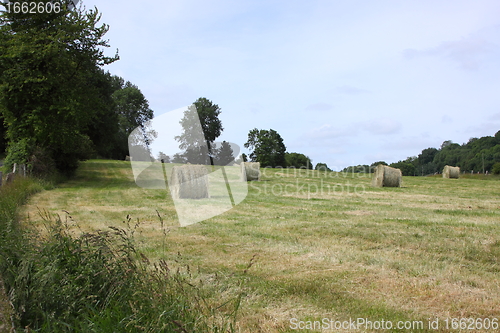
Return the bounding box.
[84,0,500,170]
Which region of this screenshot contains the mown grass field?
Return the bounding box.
[22,160,500,332]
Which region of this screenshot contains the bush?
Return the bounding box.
[492,162,500,175]
[3,138,33,173]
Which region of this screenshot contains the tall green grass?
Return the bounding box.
[0,177,243,332]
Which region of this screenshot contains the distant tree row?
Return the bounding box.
[389,132,500,176]
[341,131,500,176]
[0,2,153,175]
[243,128,317,169]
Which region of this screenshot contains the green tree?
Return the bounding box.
[433,142,461,172]
[0,114,7,155]
[492,162,500,175]
[0,1,119,174]
[418,148,438,165]
[285,152,312,169]
[213,141,235,166]
[390,161,416,176]
[315,163,331,172]
[244,128,286,168]
[157,151,171,163]
[342,164,371,174]
[175,98,223,165]
[110,78,154,159]
[83,70,119,159]
[370,161,387,173]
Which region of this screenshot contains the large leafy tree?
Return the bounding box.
[285,152,312,169]
[244,128,286,168]
[0,0,118,174]
[175,97,223,165]
[315,162,331,172]
[110,77,154,159]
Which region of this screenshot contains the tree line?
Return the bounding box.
[0,1,154,176]
[342,130,500,176]
[162,101,316,169]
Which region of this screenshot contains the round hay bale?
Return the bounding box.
[442,165,460,179]
[372,164,402,187]
[241,162,260,181]
[170,165,209,199]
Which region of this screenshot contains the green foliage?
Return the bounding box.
[315,162,331,172]
[369,161,388,172]
[213,141,235,166]
[0,1,118,175]
[109,78,154,159]
[342,164,371,174]
[383,130,500,176]
[418,148,439,165]
[492,162,500,175]
[285,152,312,169]
[193,97,223,144]
[389,161,416,176]
[371,161,388,166]
[244,128,286,168]
[175,98,223,165]
[0,114,6,155]
[3,138,32,172]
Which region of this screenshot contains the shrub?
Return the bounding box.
[3,138,33,173]
[492,162,500,175]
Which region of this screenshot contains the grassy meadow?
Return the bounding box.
[22,160,500,332]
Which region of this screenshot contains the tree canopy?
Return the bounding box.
[174,98,227,165]
[0,2,155,175]
[285,152,312,169]
[315,163,331,172]
[377,130,500,176]
[0,1,119,174]
[244,128,286,168]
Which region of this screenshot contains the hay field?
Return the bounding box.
[22,160,500,332]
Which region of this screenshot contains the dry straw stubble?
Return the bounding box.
[241,162,261,181]
[442,165,460,179]
[372,164,402,187]
[170,165,209,199]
